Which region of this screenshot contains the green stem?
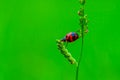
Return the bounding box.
[76,0,85,80]
[76,24,84,80]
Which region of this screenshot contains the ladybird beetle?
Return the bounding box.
[61,32,79,42]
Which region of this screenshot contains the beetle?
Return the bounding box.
[61,32,79,42]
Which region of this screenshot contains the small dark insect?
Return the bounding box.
[61,32,79,42]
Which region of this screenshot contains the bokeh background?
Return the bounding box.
[0,0,120,80]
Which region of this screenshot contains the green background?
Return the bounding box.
[0,0,120,80]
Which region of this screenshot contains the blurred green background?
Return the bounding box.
[0,0,120,80]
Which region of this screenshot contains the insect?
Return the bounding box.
[61,32,79,42]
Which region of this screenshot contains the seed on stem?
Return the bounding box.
[79,0,86,5]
